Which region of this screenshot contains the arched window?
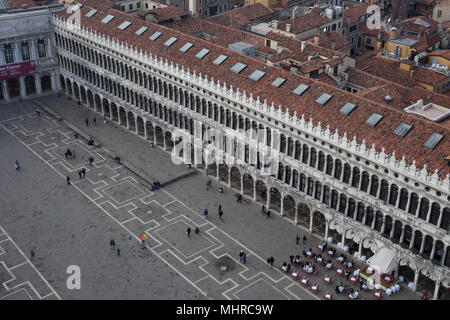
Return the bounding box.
[379,180,389,202]
[339,194,347,214]
[307,178,314,196]
[326,156,333,175]
[302,145,309,164]
[369,175,379,197]
[343,164,351,184]
[331,190,338,209]
[399,188,408,210]
[429,203,441,226]
[318,152,325,171]
[299,174,306,192]
[408,193,419,215]
[315,182,321,200]
[310,148,317,167]
[351,168,360,188]
[356,203,365,222]
[334,160,342,180]
[360,171,370,192]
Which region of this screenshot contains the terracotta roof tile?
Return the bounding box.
[54,1,450,178]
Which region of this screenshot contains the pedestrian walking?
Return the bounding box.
[93,118,97,126]
[30,250,35,261]
[78,170,83,180]
[89,156,94,165]
[66,176,71,185]
[303,235,307,245]
[239,250,244,262]
[237,194,242,204]
[206,180,212,191]
[14,160,20,171]
[219,187,224,193]
[186,227,191,237]
[74,133,79,139]
[270,256,274,267]
[140,239,146,249]
[85,117,89,127]
[261,205,266,216]
[203,208,208,219]
[36,109,40,116]
[242,252,247,264]
[296,234,300,245]
[421,290,428,300]
[218,206,223,221]
[110,239,115,250]
[345,270,350,281]
[81,168,86,179]
[117,248,120,256]
[194,227,199,234]
[266,210,271,219]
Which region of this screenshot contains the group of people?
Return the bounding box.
[239,250,247,264]
[78,168,86,179]
[186,226,200,237]
[65,148,75,159]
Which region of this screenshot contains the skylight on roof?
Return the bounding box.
[365,113,383,127]
[393,122,413,137]
[292,84,309,96]
[85,9,98,17]
[179,42,193,52]
[135,26,148,35]
[195,48,210,59]
[316,93,333,106]
[118,21,132,30]
[339,102,357,115]
[149,31,162,41]
[271,77,286,88]
[213,55,228,65]
[248,70,266,82]
[230,62,247,73]
[164,37,178,47]
[101,15,115,24]
[423,132,444,149]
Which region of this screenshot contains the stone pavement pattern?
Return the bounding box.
[0,96,420,300]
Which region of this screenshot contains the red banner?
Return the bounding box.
[0,61,36,80]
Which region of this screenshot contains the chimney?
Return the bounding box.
[417,99,424,110]
[301,41,306,52]
[286,24,291,32]
[272,20,278,29]
[314,34,320,46]
[390,27,398,40]
[410,69,415,78]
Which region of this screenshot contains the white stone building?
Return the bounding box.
[0,8,60,102]
[52,1,449,298]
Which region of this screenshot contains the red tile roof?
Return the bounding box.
[428,49,450,60]
[205,3,273,29]
[54,1,450,178]
[141,6,188,23]
[276,8,327,34]
[343,3,369,26]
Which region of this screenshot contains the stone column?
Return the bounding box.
[216,161,220,181]
[361,208,367,225]
[163,133,167,150]
[19,76,26,98]
[309,212,313,232]
[419,236,426,254]
[390,220,396,239]
[430,240,436,260]
[14,42,22,63]
[413,271,419,291]
[409,229,416,250]
[280,193,285,216]
[324,220,329,240]
[395,190,402,208]
[153,127,157,145]
[227,168,232,188]
[399,225,406,244]
[294,206,298,225]
[380,216,386,234]
[2,80,10,101]
[126,113,130,130]
[35,74,42,95]
[144,121,148,140]
[437,207,444,229]
[135,115,139,135]
[415,197,423,218]
[441,246,447,267]
[358,240,363,258]
[266,188,271,208]
[0,46,6,65]
[240,175,244,195]
[405,194,413,213]
[30,39,37,60]
[253,180,257,201]
[433,280,440,300]
[341,233,345,248]
[371,215,376,230]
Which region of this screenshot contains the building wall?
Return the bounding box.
[52,15,450,295]
[433,3,450,23]
[385,41,415,58]
[0,9,59,102]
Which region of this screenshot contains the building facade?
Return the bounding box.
[52,3,449,298]
[0,9,59,102]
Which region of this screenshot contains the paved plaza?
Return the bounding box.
[0,95,422,300]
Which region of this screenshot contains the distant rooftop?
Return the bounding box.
[404,100,450,122]
[389,37,419,47]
